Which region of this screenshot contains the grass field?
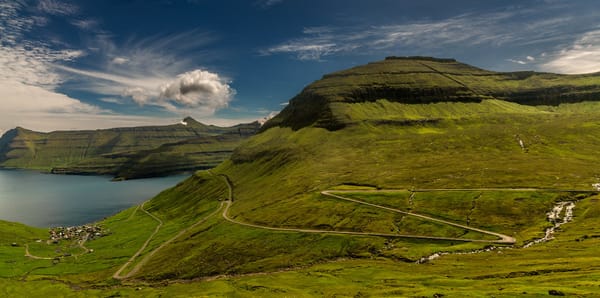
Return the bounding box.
[1,193,599,296]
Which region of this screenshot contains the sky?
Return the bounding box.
[2,0,600,133]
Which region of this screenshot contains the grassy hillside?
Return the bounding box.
[264,56,600,130]
[3,57,600,295]
[4,196,600,296]
[0,117,259,179]
[104,58,600,280]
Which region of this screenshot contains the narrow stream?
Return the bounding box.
[416,200,576,264]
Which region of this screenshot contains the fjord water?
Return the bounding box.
[0,170,186,227]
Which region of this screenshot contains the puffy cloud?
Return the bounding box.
[158,70,234,111]
[541,30,600,74]
[122,87,151,105]
[60,66,236,114]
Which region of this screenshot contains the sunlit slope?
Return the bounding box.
[4,57,600,285]
[124,58,600,279]
[264,56,600,130]
[0,118,259,179]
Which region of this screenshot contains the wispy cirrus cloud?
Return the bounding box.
[0,0,242,132]
[56,30,235,115]
[254,0,283,9]
[261,7,591,62]
[37,0,79,16]
[0,0,106,133]
[541,30,600,74]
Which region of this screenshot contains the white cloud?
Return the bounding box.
[0,1,85,90]
[526,56,535,61]
[71,18,99,30]
[0,80,102,114]
[0,0,254,133]
[541,30,600,74]
[0,80,126,131]
[258,111,279,126]
[507,59,527,65]
[262,10,584,61]
[98,97,123,104]
[57,65,235,114]
[111,57,129,64]
[158,70,234,111]
[37,0,78,16]
[122,87,152,104]
[264,43,340,61]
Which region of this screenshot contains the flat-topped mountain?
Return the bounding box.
[114,57,600,280]
[265,56,600,130]
[0,118,260,179]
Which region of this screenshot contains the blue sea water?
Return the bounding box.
[0,170,187,227]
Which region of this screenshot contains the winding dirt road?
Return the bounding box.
[122,201,225,279]
[112,174,555,279]
[24,244,52,260]
[218,175,515,244]
[113,201,163,279]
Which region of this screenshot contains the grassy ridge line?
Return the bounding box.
[0,119,260,179]
[264,58,600,131]
[218,174,513,243]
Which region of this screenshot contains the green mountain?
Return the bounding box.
[4,57,600,296]
[0,117,260,179]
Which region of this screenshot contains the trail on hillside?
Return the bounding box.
[123,201,225,279]
[113,201,163,280]
[218,175,515,244]
[321,190,515,244]
[24,244,52,260]
[25,233,91,261]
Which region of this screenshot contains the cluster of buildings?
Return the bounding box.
[49,225,104,243]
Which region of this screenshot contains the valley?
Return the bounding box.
[2,57,600,296]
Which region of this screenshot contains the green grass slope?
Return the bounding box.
[115,60,600,280]
[264,56,600,130]
[3,57,600,295]
[0,118,259,179]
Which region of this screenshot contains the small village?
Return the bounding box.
[49,224,105,243]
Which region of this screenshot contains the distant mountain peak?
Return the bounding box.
[181,116,203,127]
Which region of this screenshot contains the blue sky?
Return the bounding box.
[2,0,600,132]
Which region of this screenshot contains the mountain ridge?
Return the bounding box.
[0,117,260,179]
[263,56,600,131]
